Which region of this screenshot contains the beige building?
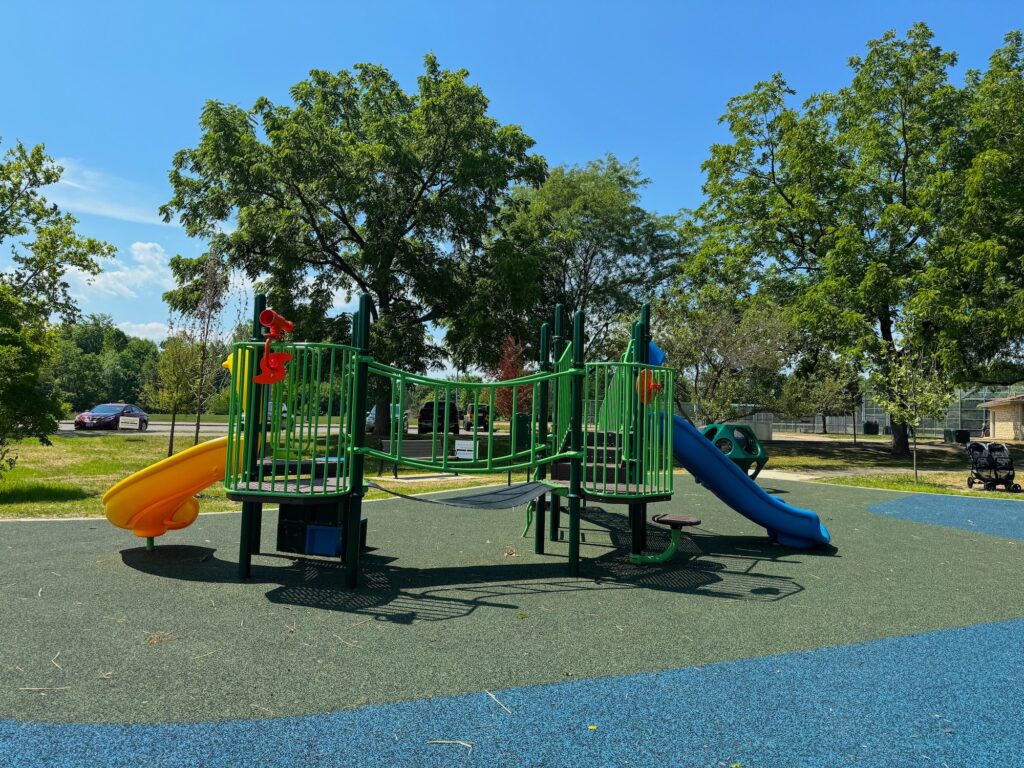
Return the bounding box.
[979,394,1024,442]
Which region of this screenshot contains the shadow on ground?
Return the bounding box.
[0,483,92,504]
[122,506,837,624]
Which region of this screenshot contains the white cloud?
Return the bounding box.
[70,241,176,299]
[47,158,174,227]
[116,321,168,342]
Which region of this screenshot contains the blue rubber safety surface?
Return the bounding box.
[3,619,1021,767]
[869,493,1024,539]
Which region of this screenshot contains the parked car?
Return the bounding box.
[240,401,288,428]
[74,403,149,431]
[366,404,408,434]
[417,400,460,434]
[463,403,490,431]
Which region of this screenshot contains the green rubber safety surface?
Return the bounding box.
[1,480,1022,724]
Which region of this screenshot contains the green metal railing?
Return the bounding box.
[224,341,357,500]
[363,361,580,475]
[584,360,674,499]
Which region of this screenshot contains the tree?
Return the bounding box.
[106,337,159,407]
[143,335,197,456]
[779,353,863,436]
[689,23,968,455]
[0,140,113,321]
[163,253,231,443]
[52,315,158,410]
[488,336,533,418]
[869,338,955,481]
[447,156,681,367]
[653,294,797,425]
[0,286,64,472]
[0,140,112,474]
[161,55,546,434]
[920,31,1024,384]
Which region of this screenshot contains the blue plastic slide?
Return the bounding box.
[649,342,831,549]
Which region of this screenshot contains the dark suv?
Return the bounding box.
[463,404,490,431]
[417,400,460,434]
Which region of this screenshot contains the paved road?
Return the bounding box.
[56,421,229,436]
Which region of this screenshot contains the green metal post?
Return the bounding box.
[534,323,551,555]
[568,310,584,576]
[637,303,650,550]
[145,536,154,552]
[550,304,564,542]
[239,293,266,579]
[344,293,371,588]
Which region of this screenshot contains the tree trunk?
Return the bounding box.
[820,413,827,434]
[193,342,209,446]
[912,429,918,482]
[890,421,911,457]
[373,396,390,439]
[852,408,857,444]
[167,406,177,458]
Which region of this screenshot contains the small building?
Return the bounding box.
[978,394,1024,442]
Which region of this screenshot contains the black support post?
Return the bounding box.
[344,294,371,588]
[568,310,584,577]
[637,303,651,551]
[550,304,564,542]
[534,323,551,555]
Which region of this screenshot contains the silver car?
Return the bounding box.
[366,404,408,434]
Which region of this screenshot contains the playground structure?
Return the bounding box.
[103,293,831,587]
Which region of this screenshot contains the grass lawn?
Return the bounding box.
[0,435,527,519]
[766,437,970,473]
[146,414,229,423]
[819,471,1023,500]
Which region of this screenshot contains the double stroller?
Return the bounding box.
[965,441,1020,492]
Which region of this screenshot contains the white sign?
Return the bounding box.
[119,416,140,430]
[454,440,476,460]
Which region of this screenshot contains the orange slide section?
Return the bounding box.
[103,436,228,538]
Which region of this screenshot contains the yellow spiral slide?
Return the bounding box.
[102,436,228,538]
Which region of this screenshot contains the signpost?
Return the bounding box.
[454,439,476,460]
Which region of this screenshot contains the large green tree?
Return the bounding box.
[689,23,967,454]
[447,156,681,366]
[161,54,546,378]
[920,31,1024,383]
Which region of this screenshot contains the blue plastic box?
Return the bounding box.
[305,525,341,557]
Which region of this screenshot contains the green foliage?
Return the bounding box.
[0,286,63,472]
[161,54,545,374]
[0,139,114,476]
[779,354,862,429]
[53,315,158,411]
[654,293,797,424]
[448,155,680,367]
[868,336,955,477]
[685,23,993,453]
[919,31,1024,383]
[0,139,114,322]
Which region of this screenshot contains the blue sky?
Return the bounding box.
[3,0,1021,343]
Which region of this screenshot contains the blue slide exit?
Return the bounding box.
[649,342,831,549]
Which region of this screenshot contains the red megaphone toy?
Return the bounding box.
[252,309,294,385]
